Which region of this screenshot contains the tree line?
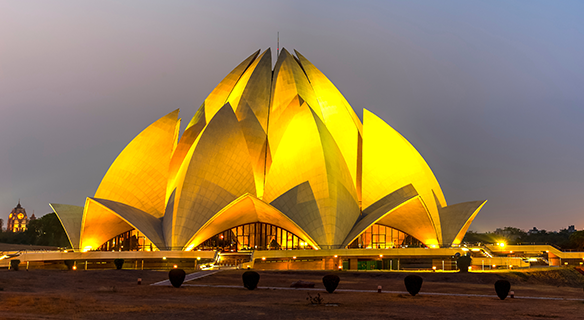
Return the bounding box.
[0,213,70,248]
[464,226,584,250]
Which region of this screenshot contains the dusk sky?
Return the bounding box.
[1,1,583,233]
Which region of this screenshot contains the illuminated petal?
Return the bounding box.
[341,185,418,247]
[85,198,165,250]
[270,49,322,125]
[95,109,179,218]
[227,48,272,131]
[200,50,259,123]
[80,198,133,251]
[437,195,487,246]
[270,181,324,247]
[166,103,256,249]
[49,203,83,251]
[375,196,439,247]
[265,104,359,249]
[362,109,446,241]
[167,107,206,203]
[295,50,362,193]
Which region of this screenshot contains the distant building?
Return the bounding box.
[528,227,539,235]
[7,201,35,232]
[567,225,576,233]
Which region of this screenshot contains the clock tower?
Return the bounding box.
[7,200,32,232]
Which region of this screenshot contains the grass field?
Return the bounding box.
[1,268,584,319]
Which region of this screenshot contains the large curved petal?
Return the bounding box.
[295,50,362,192]
[376,196,440,247]
[437,194,487,246]
[49,203,83,251]
[270,48,322,127]
[270,181,324,247]
[166,103,256,249]
[341,185,418,247]
[362,109,445,241]
[265,104,359,249]
[80,198,165,251]
[95,109,179,218]
[166,107,206,203]
[80,198,133,251]
[227,48,272,131]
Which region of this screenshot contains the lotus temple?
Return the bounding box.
[47,48,488,270]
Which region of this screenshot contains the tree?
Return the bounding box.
[569,231,584,250]
[0,213,70,248]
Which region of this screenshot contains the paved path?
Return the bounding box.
[151,270,221,286]
[180,283,584,301]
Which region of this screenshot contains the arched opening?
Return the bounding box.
[195,222,313,252]
[347,223,422,249]
[97,229,157,251]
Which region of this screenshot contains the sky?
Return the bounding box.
[1,1,583,233]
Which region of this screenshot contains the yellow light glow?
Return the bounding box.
[197,257,201,260]
[293,256,297,259]
[461,248,469,252]
[261,257,266,261]
[432,266,436,270]
[82,246,92,253]
[492,265,496,267]
[499,242,506,248]
[60,49,487,255]
[72,265,77,270]
[162,257,167,260]
[471,248,480,252]
[379,254,383,258]
[173,265,178,269]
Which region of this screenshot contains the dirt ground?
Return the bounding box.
[1,268,584,319]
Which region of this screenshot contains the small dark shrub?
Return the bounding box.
[114,259,124,270]
[457,254,472,272]
[10,259,20,271]
[168,269,186,288]
[307,293,323,304]
[404,274,423,296]
[322,274,340,293]
[242,271,260,290]
[64,260,75,270]
[494,280,511,300]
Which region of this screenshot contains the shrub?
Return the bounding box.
[64,260,75,270]
[114,259,124,270]
[322,274,340,293]
[242,271,260,290]
[306,293,324,304]
[457,254,472,273]
[168,268,186,288]
[494,280,511,300]
[404,274,423,296]
[10,259,20,271]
